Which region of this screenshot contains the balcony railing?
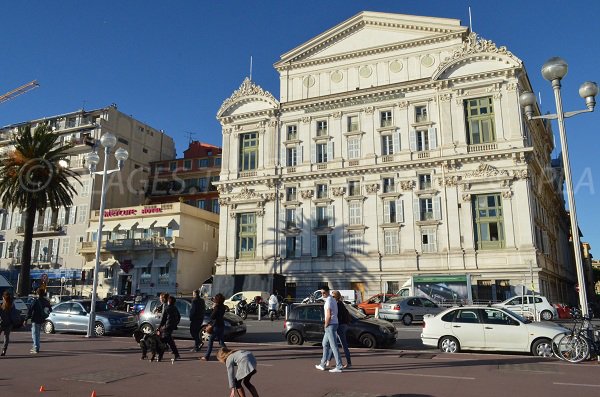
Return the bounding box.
[417,151,431,159]
[17,224,65,235]
[467,143,498,153]
[381,155,394,163]
[317,163,327,170]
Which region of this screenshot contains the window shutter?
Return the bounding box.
[69,206,77,225]
[328,205,334,227]
[428,127,437,150]
[280,209,286,230]
[409,130,417,151]
[433,197,442,220]
[311,207,316,229]
[281,146,286,166]
[327,142,334,161]
[296,207,303,228]
[383,201,391,223]
[393,131,401,154]
[311,235,317,257]
[327,234,333,257]
[311,143,316,163]
[298,145,303,163]
[413,199,420,222]
[396,199,404,223]
[295,236,302,258]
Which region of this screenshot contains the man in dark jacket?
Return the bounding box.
[27,289,52,354]
[158,295,180,361]
[189,289,205,352]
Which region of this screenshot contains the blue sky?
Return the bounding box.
[2,0,599,250]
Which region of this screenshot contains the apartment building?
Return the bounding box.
[0,105,175,291]
[213,11,578,303]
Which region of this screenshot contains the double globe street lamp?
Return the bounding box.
[520,57,598,319]
[84,132,128,337]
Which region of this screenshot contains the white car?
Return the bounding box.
[493,295,558,321]
[421,306,567,357]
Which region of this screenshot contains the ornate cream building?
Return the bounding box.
[214,12,577,303]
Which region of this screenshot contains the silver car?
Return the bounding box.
[43,300,137,336]
[378,296,443,325]
[137,298,246,340]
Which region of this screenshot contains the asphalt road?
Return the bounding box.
[1,319,598,397]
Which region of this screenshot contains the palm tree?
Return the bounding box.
[0,123,80,296]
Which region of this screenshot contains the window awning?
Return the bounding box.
[136,219,157,229]
[116,219,140,230]
[151,257,171,268]
[86,221,120,233]
[83,258,118,270]
[152,218,177,228]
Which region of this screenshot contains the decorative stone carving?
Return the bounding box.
[229,211,237,219]
[332,111,342,119]
[218,197,230,206]
[506,82,518,91]
[302,116,311,124]
[331,187,346,197]
[267,120,279,127]
[513,169,529,180]
[502,190,513,199]
[437,32,520,73]
[462,193,472,202]
[400,180,415,191]
[256,208,265,217]
[462,182,471,191]
[464,163,510,179]
[438,176,460,187]
[493,92,502,99]
[231,187,263,201]
[365,184,380,194]
[439,93,452,102]
[217,77,279,116]
[364,106,375,114]
[264,193,277,201]
[397,101,408,109]
[300,189,314,200]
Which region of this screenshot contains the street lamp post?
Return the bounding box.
[520,57,598,318]
[84,133,128,337]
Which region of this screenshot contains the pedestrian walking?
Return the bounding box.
[217,347,259,397]
[27,289,52,354]
[326,290,352,369]
[158,295,181,362]
[315,286,343,372]
[189,289,205,352]
[1,291,21,356]
[201,293,227,361]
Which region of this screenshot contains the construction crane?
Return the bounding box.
[0,80,39,104]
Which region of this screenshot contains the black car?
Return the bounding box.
[137,297,246,340]
[284,302,396,348]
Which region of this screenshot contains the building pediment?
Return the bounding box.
[217,78,279,119]
[275,11,464,69]
[433,32,522,80]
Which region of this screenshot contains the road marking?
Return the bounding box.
[366,371,475,380]
[554,382,600,388]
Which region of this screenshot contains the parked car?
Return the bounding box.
[378,296,443,325]
[49,295,85,305]
[421,306,568,357]
[553,303,572,319]
[43,300,137,336]
[137,297,246,340]
[357,294,397,315]
[493,295,558,321]
[284,302,396,349]
[224,291,269,311]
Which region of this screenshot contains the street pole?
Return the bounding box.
[520,57,598,319]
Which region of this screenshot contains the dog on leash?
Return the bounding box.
[133,329,167,362]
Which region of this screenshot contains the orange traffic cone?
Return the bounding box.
[90,391,97,397]
[39,385,46,392]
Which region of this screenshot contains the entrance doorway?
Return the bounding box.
[119,275,132,295]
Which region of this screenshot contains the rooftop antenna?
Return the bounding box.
[468,6,473,32]
[184,131,195,145]
[249,56,253,81]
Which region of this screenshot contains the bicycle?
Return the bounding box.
[552,310,600,363]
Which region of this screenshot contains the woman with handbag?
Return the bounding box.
[201,293,227,361]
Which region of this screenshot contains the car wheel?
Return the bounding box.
[360,333,377,349]
[540,310,553,321]
[532,338,553,358]
[94,322,106,337]
[439,336,460,353]
[43,320,55,334]
[286,330,304,345]
[402,314,413,326]
[140,323,154,334]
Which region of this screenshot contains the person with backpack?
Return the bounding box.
[27,289,52,354]
[326,290,352,369]
[158,295,180,362]
[0,291,21,357]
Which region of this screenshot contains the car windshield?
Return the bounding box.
[80,302,109,313]
[346,304,366,319]
[498,307,529,323]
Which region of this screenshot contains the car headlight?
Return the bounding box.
[379,326,390,334]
